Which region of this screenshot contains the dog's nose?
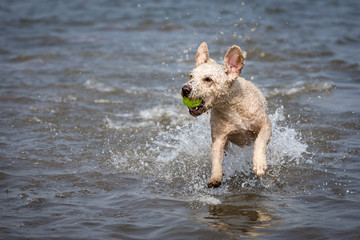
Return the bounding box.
[182,85,191,97]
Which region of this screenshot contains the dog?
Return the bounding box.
[181,42,272,188]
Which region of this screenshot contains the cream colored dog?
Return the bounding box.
[181,42,272,188]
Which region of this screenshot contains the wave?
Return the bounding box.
[265,80,335,98]
[84,78,116,93]
[83,78,165,96]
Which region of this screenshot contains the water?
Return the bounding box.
[1,0,359,239]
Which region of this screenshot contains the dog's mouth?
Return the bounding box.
[188,100,206,117]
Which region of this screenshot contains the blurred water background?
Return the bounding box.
[1,0,359,239]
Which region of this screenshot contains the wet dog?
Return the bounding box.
[181,42,272,188]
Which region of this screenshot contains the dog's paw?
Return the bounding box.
[253,160,267,177]
[207,179,221,188]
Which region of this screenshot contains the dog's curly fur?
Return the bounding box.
[181,42,272,188]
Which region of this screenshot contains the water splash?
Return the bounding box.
[109,106,308,203]
[268,106,308,165]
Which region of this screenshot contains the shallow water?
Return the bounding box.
[1,0,360,239]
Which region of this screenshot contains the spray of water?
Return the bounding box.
[109,106,308,204]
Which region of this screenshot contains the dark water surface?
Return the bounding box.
[1,0,360,239]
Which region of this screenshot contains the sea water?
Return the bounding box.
[1,0,359,239]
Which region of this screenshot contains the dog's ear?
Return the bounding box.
[195,42,210,67]
[224,45,244,79]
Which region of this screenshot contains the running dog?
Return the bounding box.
[181,42,271,188]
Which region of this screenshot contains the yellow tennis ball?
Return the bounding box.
[182,97,202,108]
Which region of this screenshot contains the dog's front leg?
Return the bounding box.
[208,136,227,188]
[253,122,271,177]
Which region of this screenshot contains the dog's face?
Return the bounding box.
[181,42,244,117]
[184,63,229,117]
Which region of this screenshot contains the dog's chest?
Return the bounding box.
[227,118,258,146]
[210,112,259,146]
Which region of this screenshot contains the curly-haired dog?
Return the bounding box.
[181,42,272,188]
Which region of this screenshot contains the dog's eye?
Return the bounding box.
[204,77,212,82]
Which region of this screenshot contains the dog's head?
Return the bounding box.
[181,42,245,117]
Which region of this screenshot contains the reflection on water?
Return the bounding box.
[201,193,276,238]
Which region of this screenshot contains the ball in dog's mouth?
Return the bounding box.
[182,97,202,108]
